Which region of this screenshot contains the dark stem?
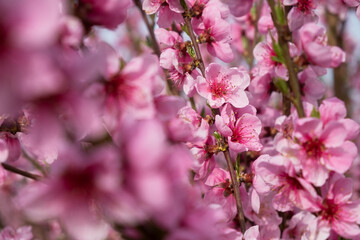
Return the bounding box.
[133,0,178,95]
[133,0,161,56]
[282,94,291,116]
[2,163,41,180]
[223,150,246,233]
[249,0,264,68]
[325,10,350,116]
[267,0,305,118]
[22,149,47,176]
[183,16,206,77]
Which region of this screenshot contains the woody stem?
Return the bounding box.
[223,150,246,233]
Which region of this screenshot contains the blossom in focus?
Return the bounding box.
[317,173,360,239]
[293,117,357,186]
[284,0,318,31]
[195,64,250,108]
[215,103,262,153]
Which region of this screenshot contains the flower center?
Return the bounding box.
[210,80,228,98]
[320,199,338,223]
[297,0,314,13]
[61,165,98,197]
[302,137,325,159]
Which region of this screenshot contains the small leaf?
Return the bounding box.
[200,107,206,118]
[311,107,321,118]
[186,44,196,58]
[271,55,283,63]
[272,42,285,63]
[213,131,222,141]
[275,3,285,25]
[274,78,290,95]
[181,24,190,36]
[180,0,188,10]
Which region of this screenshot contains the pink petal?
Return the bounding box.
[215,115,233,137]
[227,89,249,108]
[332,177,353,204]
[332,219,360,239]
[320,121,347,148]
[207,42,234,63]
[325,141,357,174]
[143,0,161,14]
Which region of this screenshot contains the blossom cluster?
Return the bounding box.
[0,0,360,239]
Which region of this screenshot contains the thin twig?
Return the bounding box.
[267,0,305,118]
[325,10,350,116]
[22,149,47,176]
[223,150,246,233]
[183,16,206,77]
[2,163,41,180]
[133,0,161,56]
[249,0,264,68]
[133,0,178,95]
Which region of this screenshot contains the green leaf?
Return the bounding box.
[119,58,126,71]
[186,44,196,58]
[275,3,285,25]
[274,78,290,95]
[311,107,321,118]
[180,0,188,10]
[213,131,222,141]
[181,24,190,36]
[200,107,206,118]
[271,55,283,63]
[272,41,285,63]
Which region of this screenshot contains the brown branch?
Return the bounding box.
[249,0,264,68]
[2,163,41,180]
[133,0,179,95]
[325,10,351,116]
[183,16,206,77]
[133,0,161,56]
[267,0,305,118]
[223,150,246,233]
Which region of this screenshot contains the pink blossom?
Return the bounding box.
[282,211,330,240]
[0,133,21,163]
[59,16,84,49]
[101,54,161,128]
[253,155,320,212]
[316,173,360,239]
[195,64,250,108]
[18,146,136,240]
[0,0,61,50]
[155,28,194,87]
[143,0,183,14]
[253,38,288,79]
[215,103,262,153]
[157,5,184,28]
[318,97,360,140]
[343,0,360,18]
[241,187,283,226]
[77,0,131,29]
[226,0,254,17]
[293,117,358,186]
[0,226,33,240]
[298,67,326,104]
[284,0,319,31]
[192,6,234,62]
[249,73,273,106]
[168,106,209,145]
[203,168,237,222]
[300,23,346,68]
